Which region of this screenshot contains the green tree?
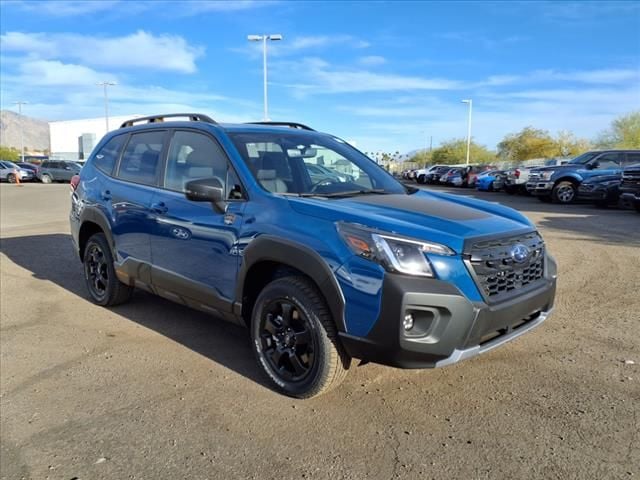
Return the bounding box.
[597,111,640,149]
[498,127,557,161]
[431,138,495,165]
[0,145,20,162]
[409,150,433,167]
[554,130,592,157]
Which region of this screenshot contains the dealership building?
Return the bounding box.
[49,115,140,161]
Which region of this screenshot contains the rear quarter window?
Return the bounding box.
[93,134,127,175]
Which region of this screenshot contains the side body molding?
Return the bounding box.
[234,235,347,332]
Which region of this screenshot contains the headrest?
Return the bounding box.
[257,169,277,180]
[185,149,211,167]
[260,151,287,171]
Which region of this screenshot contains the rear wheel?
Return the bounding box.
[552,181,577,204]
[83,233,133,306]
[251,276,350,398]
[41,174,53,184]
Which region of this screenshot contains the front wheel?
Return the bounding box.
[552,181,577,204]
[251,276,351,398]
[7,173,16,183]
[41,174,53,184]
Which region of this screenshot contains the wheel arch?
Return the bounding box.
[78,207,115,261]
[235,236,346,332]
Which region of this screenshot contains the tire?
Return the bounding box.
[537,195,552,203]
[83,233,133,306]
[251,276,351,398]
[7,173,16,184]
[41,174,53,184]
[417,175,425,184]
[552,181,577,204]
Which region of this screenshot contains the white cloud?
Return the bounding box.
[358,55,386,66]
[15,60,114,86]
[275,58,462,94]
[1,30,204,74]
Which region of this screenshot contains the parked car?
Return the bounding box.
[620,163,640,212]
[70,113,557,398]
[577,173,622,207]
[415,164,448,184]
[463,165,494,188]
[0,160,35,182]
[423,165,451,184]
[38,160,82,183]
[526,150,640,204]
[476,170,506,191]
[16,162,40,177]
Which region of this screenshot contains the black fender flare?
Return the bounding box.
[79,206,116,257]
[234,235,346,332]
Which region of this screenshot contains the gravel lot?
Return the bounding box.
[1,183,638,480]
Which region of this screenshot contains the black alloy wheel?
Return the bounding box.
[83,233,133,306]
[251,276,350,398]
[259,299,316,382]
[85,243,109,301]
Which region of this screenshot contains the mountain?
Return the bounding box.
[0,110,50,152]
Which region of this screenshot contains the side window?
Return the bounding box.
[93,135,127,175]
[164,131,227,193]
[594,153,621,169]
[117,131,164,186]
[623,153,640,166]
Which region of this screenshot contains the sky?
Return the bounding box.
[1,0,639,154]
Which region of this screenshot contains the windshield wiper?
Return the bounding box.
[313,189,390,198]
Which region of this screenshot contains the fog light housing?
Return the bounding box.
[403,314,414,331]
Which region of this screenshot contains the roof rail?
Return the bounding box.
[120,113,217,129]
[246,121,315,131]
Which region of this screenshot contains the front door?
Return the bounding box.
[149,129,246,307]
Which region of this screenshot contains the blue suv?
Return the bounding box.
[70,114,557,398]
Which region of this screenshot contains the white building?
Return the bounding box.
[49,115,140,161]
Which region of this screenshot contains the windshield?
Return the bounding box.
[568,151,599,165]
[228,131,406,196]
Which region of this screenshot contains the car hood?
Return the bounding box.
[533,164,582,173]
[287,190,534,253]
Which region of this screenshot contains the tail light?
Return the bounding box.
[515,169,521,178]
[70,174,80,192]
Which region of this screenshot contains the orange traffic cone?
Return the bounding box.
[13,168,23,187]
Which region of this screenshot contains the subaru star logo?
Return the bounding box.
[510,244,530,264]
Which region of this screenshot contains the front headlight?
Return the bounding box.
[541,171,554,180]
[336,222,455,277]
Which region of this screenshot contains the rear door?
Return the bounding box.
[108,130,167,266]
[149,129,246,305]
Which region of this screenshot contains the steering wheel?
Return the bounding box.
[309,178,339,193]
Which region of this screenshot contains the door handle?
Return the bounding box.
[100,190,112,201]
[150,202,168,214]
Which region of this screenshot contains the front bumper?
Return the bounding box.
[339,270,556,369]
[526,181,554,195]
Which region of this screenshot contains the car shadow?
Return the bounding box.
[0,233,270,389]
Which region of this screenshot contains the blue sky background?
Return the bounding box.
[1,0,639,153]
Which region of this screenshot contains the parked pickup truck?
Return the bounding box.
[504,158,569,195]
[620,163,640,212]
[526,150,640,204]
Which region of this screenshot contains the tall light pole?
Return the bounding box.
[13,101,28,162]
[97,81,117,132]
[461,99,473,165]
[247,34,283,121]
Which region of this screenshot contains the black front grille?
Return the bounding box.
[466,232,545,302]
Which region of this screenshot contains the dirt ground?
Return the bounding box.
[1,183,638,480]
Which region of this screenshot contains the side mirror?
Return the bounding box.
[588,161,599,170]
[185,177,226,212]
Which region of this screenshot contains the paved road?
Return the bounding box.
[1,183,639,480]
